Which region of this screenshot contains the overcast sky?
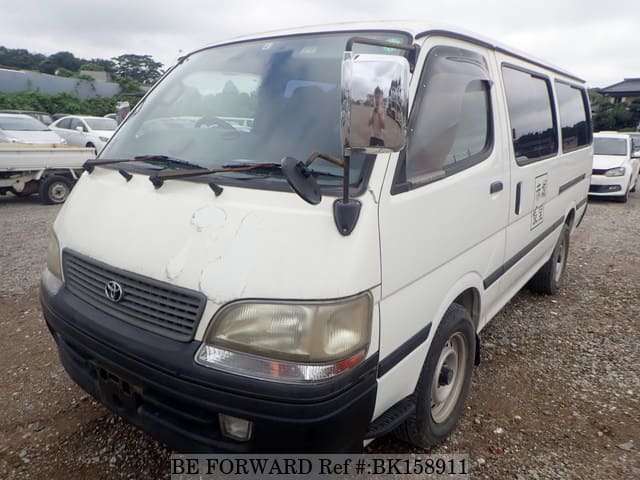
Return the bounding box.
[3,0,639,88]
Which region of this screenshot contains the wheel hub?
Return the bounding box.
[438,366,454,386]
[431,332,468,424]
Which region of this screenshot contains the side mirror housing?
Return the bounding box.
[75,126,84,133]
[341,52,410,155]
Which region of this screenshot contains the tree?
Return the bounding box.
[88,58,116,74]
[589,89,636,131]
[79,62,105,72]
[47,51,82,72]
[0,46,46,70]
[112,54,163,85]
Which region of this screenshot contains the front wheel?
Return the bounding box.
[39,175,72,204]
[615,184,630,203]
[394,304,475,448]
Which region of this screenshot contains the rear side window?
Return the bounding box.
[502,66,558,165]
[57,118,71,129]
[402,46,493,187]
[555,82,592,152]
[70,118,86,132]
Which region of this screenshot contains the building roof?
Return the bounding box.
[601,78,640,95]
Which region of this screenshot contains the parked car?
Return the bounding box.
[103,113,117,121]
[0,113,66,145]
[590,132,640,202]
[52,113,71,122]
[0,109,54,125]
[629,132,640,154]
[42,22,592,453]
[49,115,117,152]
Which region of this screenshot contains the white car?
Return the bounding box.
[50,115,117,152]
[0,113,66,145]
[590,132,640,202]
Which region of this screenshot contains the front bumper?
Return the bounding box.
[589,173,629,196]
[40,270,378,453]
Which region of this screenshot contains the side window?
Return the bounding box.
[403,46,493,186]
[70,118,85,132]
[57,118,71,129]
[555,82,592,152]
[502,66,558,165]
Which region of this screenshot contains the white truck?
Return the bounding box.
[0,143,94,204]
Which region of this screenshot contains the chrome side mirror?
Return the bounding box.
[341,52,410,155]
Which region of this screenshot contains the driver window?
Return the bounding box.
[403,46,493,187]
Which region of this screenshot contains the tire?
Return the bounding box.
[528,223,570,294]
[39,175,72,204]
[394,304,475,448]
[615,186,630,203]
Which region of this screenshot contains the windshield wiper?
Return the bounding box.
[148,158,344,195]
[83,155,203,173]
[148,162,282,192]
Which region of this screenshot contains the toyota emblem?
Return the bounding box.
[104,280,124,303]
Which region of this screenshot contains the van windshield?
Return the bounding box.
[594,137,627,156]
[100,31,411,190]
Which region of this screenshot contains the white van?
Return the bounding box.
[41,22,593,452]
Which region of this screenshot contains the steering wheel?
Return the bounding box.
[195,115,236,130]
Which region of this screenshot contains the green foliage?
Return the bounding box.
[112,54,163,85]
[88,58,116,74]
[48,51,82,72]
[0,46,45,70]
[55,67,75,78]
[0,45,160,85]
[589,88,640,132]
[79,62,104,72]
[116,76,143,94]
[55,67,96,83]
[0,91,120,116]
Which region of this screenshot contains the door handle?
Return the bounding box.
[490,181,503,194]
[515,181,522,214]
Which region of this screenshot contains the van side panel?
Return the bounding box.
[374,38,510,417]
[487,53,592,323]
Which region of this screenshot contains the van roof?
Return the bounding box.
[194,21,584,83]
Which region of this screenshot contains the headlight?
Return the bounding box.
[46,232,62,280]
[98,136,109,142]
[605,167,626,177]
[196,292,372,383]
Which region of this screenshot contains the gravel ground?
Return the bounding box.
[1,191,639,479]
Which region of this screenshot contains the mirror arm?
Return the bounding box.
[342,155,350,205]
[345,36,420,72]
[306,151,344,168]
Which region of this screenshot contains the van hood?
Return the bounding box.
[54,168,381,311]
[593,154,626,170]
[3,129,65,144]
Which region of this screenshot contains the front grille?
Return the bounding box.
[592,169,607,176]
[589,184,621,193]
[62,250,206,341]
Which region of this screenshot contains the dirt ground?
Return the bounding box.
[0,192,638,479]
